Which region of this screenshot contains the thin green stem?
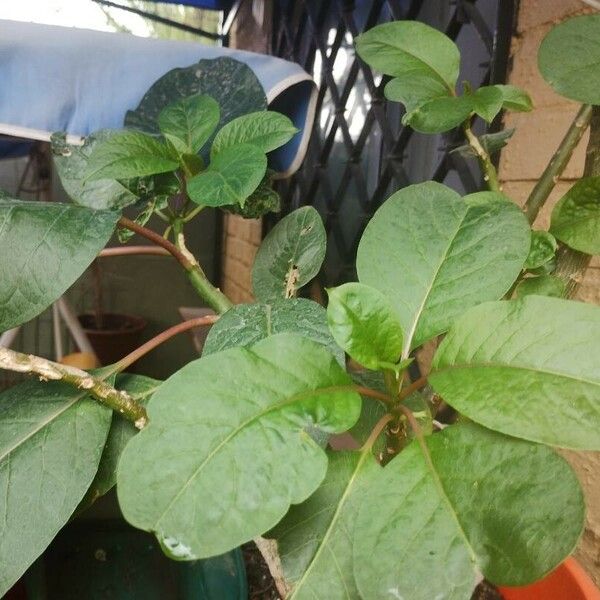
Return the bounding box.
[183,204,205,223]
[463,121,500,192]
[118,216,233,315]
[554,105,600,297]
[524,104,593,225]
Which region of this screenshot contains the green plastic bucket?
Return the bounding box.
[22,520,247,600]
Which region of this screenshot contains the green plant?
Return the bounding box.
[1,14,600,599]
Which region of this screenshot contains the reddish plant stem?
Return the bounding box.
[100,246,171,258]
[118,216,190,269]
[361,414,394,452]
[398,375,428,401]
[116,315,219,371]
[353,385,397,407]
[396,403,425,446]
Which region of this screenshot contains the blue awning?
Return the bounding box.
[0,19,316,176]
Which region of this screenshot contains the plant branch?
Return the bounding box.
[361,414,394,452]
[116,315,219,371]
[0,347,147,428]
[118,216,189,269]
[353,385,397,407]
[524,104,593,224]
[99,246,171,258]
[118,216,233,314]
[398,375,428,401]
[555,105,600,297]
[463,121,500,192]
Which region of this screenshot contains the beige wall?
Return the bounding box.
[499,0,600,583]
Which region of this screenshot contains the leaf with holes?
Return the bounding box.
[356,183,530,355]
[125,57,267,159]
[356,21,460,91]
[85,130,179,181]
[211,111,298,158]
[252,206,326,302]
[538,14,600,105]
[326,283,403,371]
[430,296,600,449]
[51,131,139,210]
[117,334,361,559]
[524,230,557,270]
[404,95,473,134]
[158,93,220,155]
[270,450,380,600]
[550,176,600,255]
[203,298,343,365]
[186,143,266,207]
[0,199,118,333]
[222,171,281,219]
[515,275,565,299]
[354,422,584,600]
[0,377,112,595]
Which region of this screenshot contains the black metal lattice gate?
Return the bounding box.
[270,0,517,286]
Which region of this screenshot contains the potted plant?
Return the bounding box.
[1,13,600,600]
[76,259,147,366]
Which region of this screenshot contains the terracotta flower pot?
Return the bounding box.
[499,558,600,600]
[78,312,147,366]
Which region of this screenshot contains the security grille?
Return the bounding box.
[271,0,516,285]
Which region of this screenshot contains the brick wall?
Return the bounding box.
[221,0,272,303]
[499,0,600,582]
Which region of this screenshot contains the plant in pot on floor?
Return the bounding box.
[1,13,600,600]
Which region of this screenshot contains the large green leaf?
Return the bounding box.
[355,21,460,91]
[405,95,473,134]
[125,57,267,146]
[82,374,160,507]
[85,130,179,181]
[186,143,266,207]
[158,93,220,155]
[0,378,112,595]
[356,183,530,355]
[538,14,600,105]
[203,298,342,364]
[270,450,380,600]
[430,296,600,449]
[384,71,449,113]
[326,283,403,371]
[117,334,361,559]
[353,422,584,599]
[550,176,600,255]
[211,111,297,158]
[252,206,326,302]
[51,131,139,210]
[0,199,118,332]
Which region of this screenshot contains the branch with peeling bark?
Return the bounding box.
[0,347,148,428]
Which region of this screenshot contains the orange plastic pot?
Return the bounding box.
[499,558,600,600]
